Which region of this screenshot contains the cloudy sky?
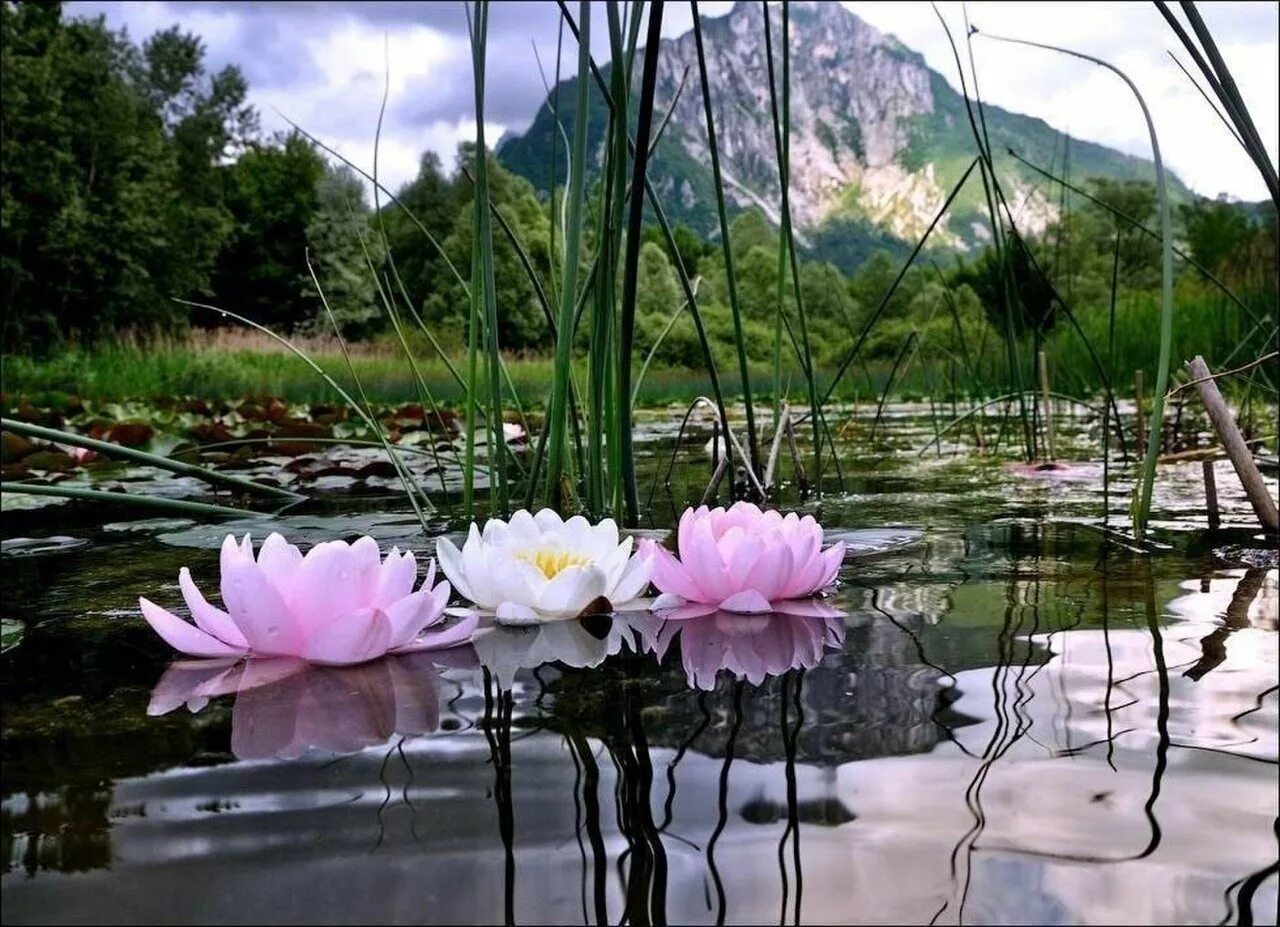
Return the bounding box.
[69,1,1278,202]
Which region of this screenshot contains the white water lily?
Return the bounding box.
[436,509,652,625]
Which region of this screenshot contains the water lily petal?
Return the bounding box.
[140,597,245,658]
[394,612,479,651]
[770,598,847,619]
[594,534,634,588]
[718,589,773,614]
[646,541,706,602]
[221,556,303,656]
[376,548,418,607]
[288,538,378,626]
[608,546,653,606]
[495,601,541,626]
[435,536,476,604]
[655,601,720,621]
[460,524,499,609]
[533,508,565,534]
[487,550,541,611]
[382,589,433,649]
[256,532,304,601]
[725,534,765,590]
[584,516,618,557]
[684,516,732,602]
[749,543,794,603]
[506,509,540,541]
[815,542,845,589]
[481,517,511,546]
[179,567,248,648]
[219,532,252,577]
[299,607,392,666]
[537,563,607,617]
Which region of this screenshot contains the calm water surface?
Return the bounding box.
[3,408,1277,925]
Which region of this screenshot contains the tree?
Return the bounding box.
[635,241,681,318]
[378,151,464,318]
[426,144,554,351]
[0,4,251,352]
[300,165,385,338]
[1178,197,1254,277]
[209,132,326,332]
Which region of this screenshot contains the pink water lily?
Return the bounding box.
[139,533,476,666]
[640,502,845,617]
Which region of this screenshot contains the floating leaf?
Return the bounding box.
[0,619,23,654]
[1,535,91,558]
[824,527,924,559]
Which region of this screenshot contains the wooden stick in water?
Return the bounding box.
[784,409,808,493]
[1186,355,1278,533]
[764,403,790,491]
[1202,458,1220,530]
[1038,350,1056,463]
[701,455,730,506]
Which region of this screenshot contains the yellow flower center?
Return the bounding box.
[516,548,591,579]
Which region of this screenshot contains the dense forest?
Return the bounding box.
[3,3,1275,387]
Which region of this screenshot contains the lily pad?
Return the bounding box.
[157,511,442,551]
[1,535,92,558]
[1,619,23,654]
[102,517,197,535]
[0,490,71,512]
[824,527,924,559]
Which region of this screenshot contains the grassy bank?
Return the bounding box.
[5,288,1273,413]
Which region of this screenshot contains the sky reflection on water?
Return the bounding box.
[3,518,1276,925]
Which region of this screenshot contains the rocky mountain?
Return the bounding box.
[497,1,1188,271]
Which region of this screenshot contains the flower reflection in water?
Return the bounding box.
[148,648,476,760]
[642,603,847,690]
[472,612,658,689]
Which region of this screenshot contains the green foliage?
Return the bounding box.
[376,152,463,316]
[423,144,555,351]
[1,4,248,352]
[0,5,354,351]
[211,133,327,333]
[299,165,386,338]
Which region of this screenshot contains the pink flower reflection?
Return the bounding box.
[640,604,846,690]
[148,648,477,760]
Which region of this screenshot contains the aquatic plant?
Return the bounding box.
[436,507,652,625]
[139,533,476,664]
[643,502,845,617]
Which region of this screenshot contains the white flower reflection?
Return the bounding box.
[471,612,660,690]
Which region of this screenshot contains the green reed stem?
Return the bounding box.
[544,0,593,510]
[692,1,762,478]
[0,418,300,501]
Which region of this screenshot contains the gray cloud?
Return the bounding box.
[64,1,1278,199]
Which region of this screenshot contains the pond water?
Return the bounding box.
[2,404,1277,925]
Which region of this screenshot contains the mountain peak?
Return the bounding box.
[498,1,1180,270]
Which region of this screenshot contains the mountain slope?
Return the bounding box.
[497,1,1188,270]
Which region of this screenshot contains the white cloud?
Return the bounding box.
[844,1,1279,201]
[69,1,1278,202]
